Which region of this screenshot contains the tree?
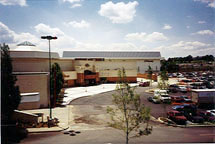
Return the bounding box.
[1,44,21,143]
[107,68,152,144]
[158,70,169,90]
[50,63,64,107]
[147,66,153,86]
[1,44,21,121]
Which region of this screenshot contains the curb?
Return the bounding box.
[157,117,215,128]
[27,126,69,133]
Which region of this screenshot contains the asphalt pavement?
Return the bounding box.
[21,86,215,143]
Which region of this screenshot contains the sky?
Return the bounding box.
[0,0,215,58]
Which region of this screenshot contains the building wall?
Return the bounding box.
[99,69,137,77]
[12,58,49,72]
[54,59,74,71]
[95,59,137,70]
[137,59,160,73]
[16,74,49,110]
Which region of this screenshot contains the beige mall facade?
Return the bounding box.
[11,42,162,110]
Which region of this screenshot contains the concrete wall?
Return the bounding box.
[16,73,49,110]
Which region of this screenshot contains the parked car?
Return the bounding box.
[154,90,171,103]
[206,109,215,116]
[152,96,161,104]
[183,112,204,123]
[160,95,171,103]
[171,96,184,103]
[139,81,150,87]
[177,86,187,93]
[168,84,178,93]
[197,111,215,122]
[172,104,197,115]
[167,110,187,124]
[147,96,153,102]
[180,95,194,104]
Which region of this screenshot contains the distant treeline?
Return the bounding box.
[161,55,214,73]
[168,55,214,63]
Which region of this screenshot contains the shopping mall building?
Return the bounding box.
[11,41,162,109]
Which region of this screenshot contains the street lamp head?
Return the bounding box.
[41,36,57,40]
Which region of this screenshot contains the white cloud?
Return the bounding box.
[170,41,211,50]
[1,22,148,55]
[0,21,39,44]
[125,32,168,42]
[64,20,90,28]
[62,0,82,8]
[125,32,147,41]
[145,32,168,42]
[70,3,82,8]
[194,0,215,8]
[34,23,65,36]
[98,1,138,24]
[0,22,15,43]
[192,30,214,35]
[198,21,206,24]
[163,24,172,30]
[62,0,81,4]
[186,26,190,29]
[0,0,27,6]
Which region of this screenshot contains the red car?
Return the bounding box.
[167,110,187,124]
[139,81,150,87]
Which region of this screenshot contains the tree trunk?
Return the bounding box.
[126,132,128,144]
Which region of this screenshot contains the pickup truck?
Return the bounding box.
[154,90,171,103]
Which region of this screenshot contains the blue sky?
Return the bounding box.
[0,0,214,58]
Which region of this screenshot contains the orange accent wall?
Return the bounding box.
[96,72,100,83]
[77,73,84,85]
[67,80,75,87]
[137,73,157,81]
[107,77,137,83]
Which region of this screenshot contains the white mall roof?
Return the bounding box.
[10,41,59,59]
[63,51,161,59]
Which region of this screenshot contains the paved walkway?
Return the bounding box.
[62,83,138,105]
[24,106,72,133]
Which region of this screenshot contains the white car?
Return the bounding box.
[178,86,187,93]
[206,109,215,116]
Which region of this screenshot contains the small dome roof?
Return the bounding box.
[17,41,36,46]
[13,41,43,51]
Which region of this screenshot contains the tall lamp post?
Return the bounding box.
[41,36,57,120]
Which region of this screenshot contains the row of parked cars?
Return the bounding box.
[168,71,215,91]
[147,91,193,105]
[167,104,215,125]
[147,89,215,124]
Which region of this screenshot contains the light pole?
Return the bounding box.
[41,36,57,120]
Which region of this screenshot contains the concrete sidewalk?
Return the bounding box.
[62,83,138,105]
[24,106,73,133]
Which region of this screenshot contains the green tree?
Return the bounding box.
[50,63,64,107]
[147,66,153,86]
[1,44,21,122]
[107,68,152,144]
[1,44,21,143]
[158,70,169,90]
